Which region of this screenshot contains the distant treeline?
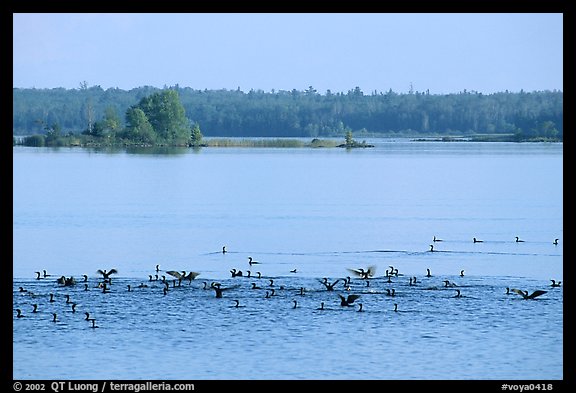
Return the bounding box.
[13,85,563,141]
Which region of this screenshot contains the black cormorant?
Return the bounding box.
[338,294,360,306]
[511,288,547,300]
[97,269,118,280]
[347,266,376,279]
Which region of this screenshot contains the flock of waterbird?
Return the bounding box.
[14,236,561,328]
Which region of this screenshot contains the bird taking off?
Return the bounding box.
[347,266,376,279]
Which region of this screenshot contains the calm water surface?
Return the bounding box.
[13,140,563,380]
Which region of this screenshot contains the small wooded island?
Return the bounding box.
[14,89,373,149]
[13,87,562,148]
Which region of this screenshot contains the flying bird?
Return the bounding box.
[347,266,376,279]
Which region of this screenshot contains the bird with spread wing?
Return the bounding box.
[347,266,376,279]
[166,270,200,285]
[338,293,361,306]
[319,278,341,291]
[97,269,118,280]
[511,288,547,300]
[210,282,240,298]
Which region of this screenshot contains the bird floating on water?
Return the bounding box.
[454,289,463,298]
[386,266,399,276]
[473,237,483,243]
[166,270,200,284]
[210,282,238,298]
[433,236,443,242]
[511,288,547,300]
[550,280,561,288]
[460,270,465,277]
[515,237,525,243]
[338,294,360,306]
[425,268,432,278]
[443,280,457,288]
[57,276,76,286]
[553,238,559,245]
[97,269,118,280]
[230,269,243,278]
[320,278,340,291]
[248,257,260,265]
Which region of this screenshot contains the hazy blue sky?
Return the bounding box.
[13,13,563,94]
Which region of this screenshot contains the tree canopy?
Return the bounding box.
[13,85,563,143]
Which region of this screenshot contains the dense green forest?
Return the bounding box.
[13,85,563,142]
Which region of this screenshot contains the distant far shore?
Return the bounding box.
[13,134,561,149]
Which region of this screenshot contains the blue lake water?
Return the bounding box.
[13,140,563,380]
